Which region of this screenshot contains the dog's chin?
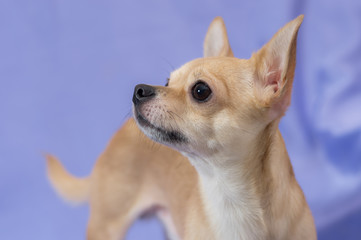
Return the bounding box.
[133,108,188,146]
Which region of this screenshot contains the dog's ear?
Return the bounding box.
[204,17,234,57]
[252,15,304,120]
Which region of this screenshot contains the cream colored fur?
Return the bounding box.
[47,15,317,240]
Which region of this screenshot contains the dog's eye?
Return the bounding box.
[165,78,170,87]
[192,81,212,102]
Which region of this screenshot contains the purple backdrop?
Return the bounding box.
[1,0,361,239]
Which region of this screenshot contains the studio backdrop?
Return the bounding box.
[0,0,360,239]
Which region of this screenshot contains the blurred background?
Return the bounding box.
[1,0,361,239]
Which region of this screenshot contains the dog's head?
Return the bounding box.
[133,16,303,162]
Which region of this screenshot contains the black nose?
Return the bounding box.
[133,84,156,105]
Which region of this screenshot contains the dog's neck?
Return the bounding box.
[186,122,292,239]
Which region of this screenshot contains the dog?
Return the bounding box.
[47,15,317,240]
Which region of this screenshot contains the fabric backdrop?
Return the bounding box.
[1,0,360,239]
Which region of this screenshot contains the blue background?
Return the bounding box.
[1,0,361,239]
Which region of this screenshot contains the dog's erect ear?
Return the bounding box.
[204,17,234,57]
[252,15,304,120]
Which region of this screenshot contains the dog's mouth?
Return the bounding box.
[135,110,154,129]
[134,108,188,144]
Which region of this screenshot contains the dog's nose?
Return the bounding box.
[133,84,156,105]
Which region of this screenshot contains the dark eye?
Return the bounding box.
[192,81,212,102]
[165,78,170,87]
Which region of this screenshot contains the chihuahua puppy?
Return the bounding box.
[47,16,317,240]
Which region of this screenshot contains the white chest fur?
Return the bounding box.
[199,173,267,240]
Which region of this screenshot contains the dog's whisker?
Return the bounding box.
[160,56,176,71]
[166,110,177,122]
[240,128,255,135]
[168,110,184,122]
[121,108,133,123]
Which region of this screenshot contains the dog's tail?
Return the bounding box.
[46,154,90,205]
